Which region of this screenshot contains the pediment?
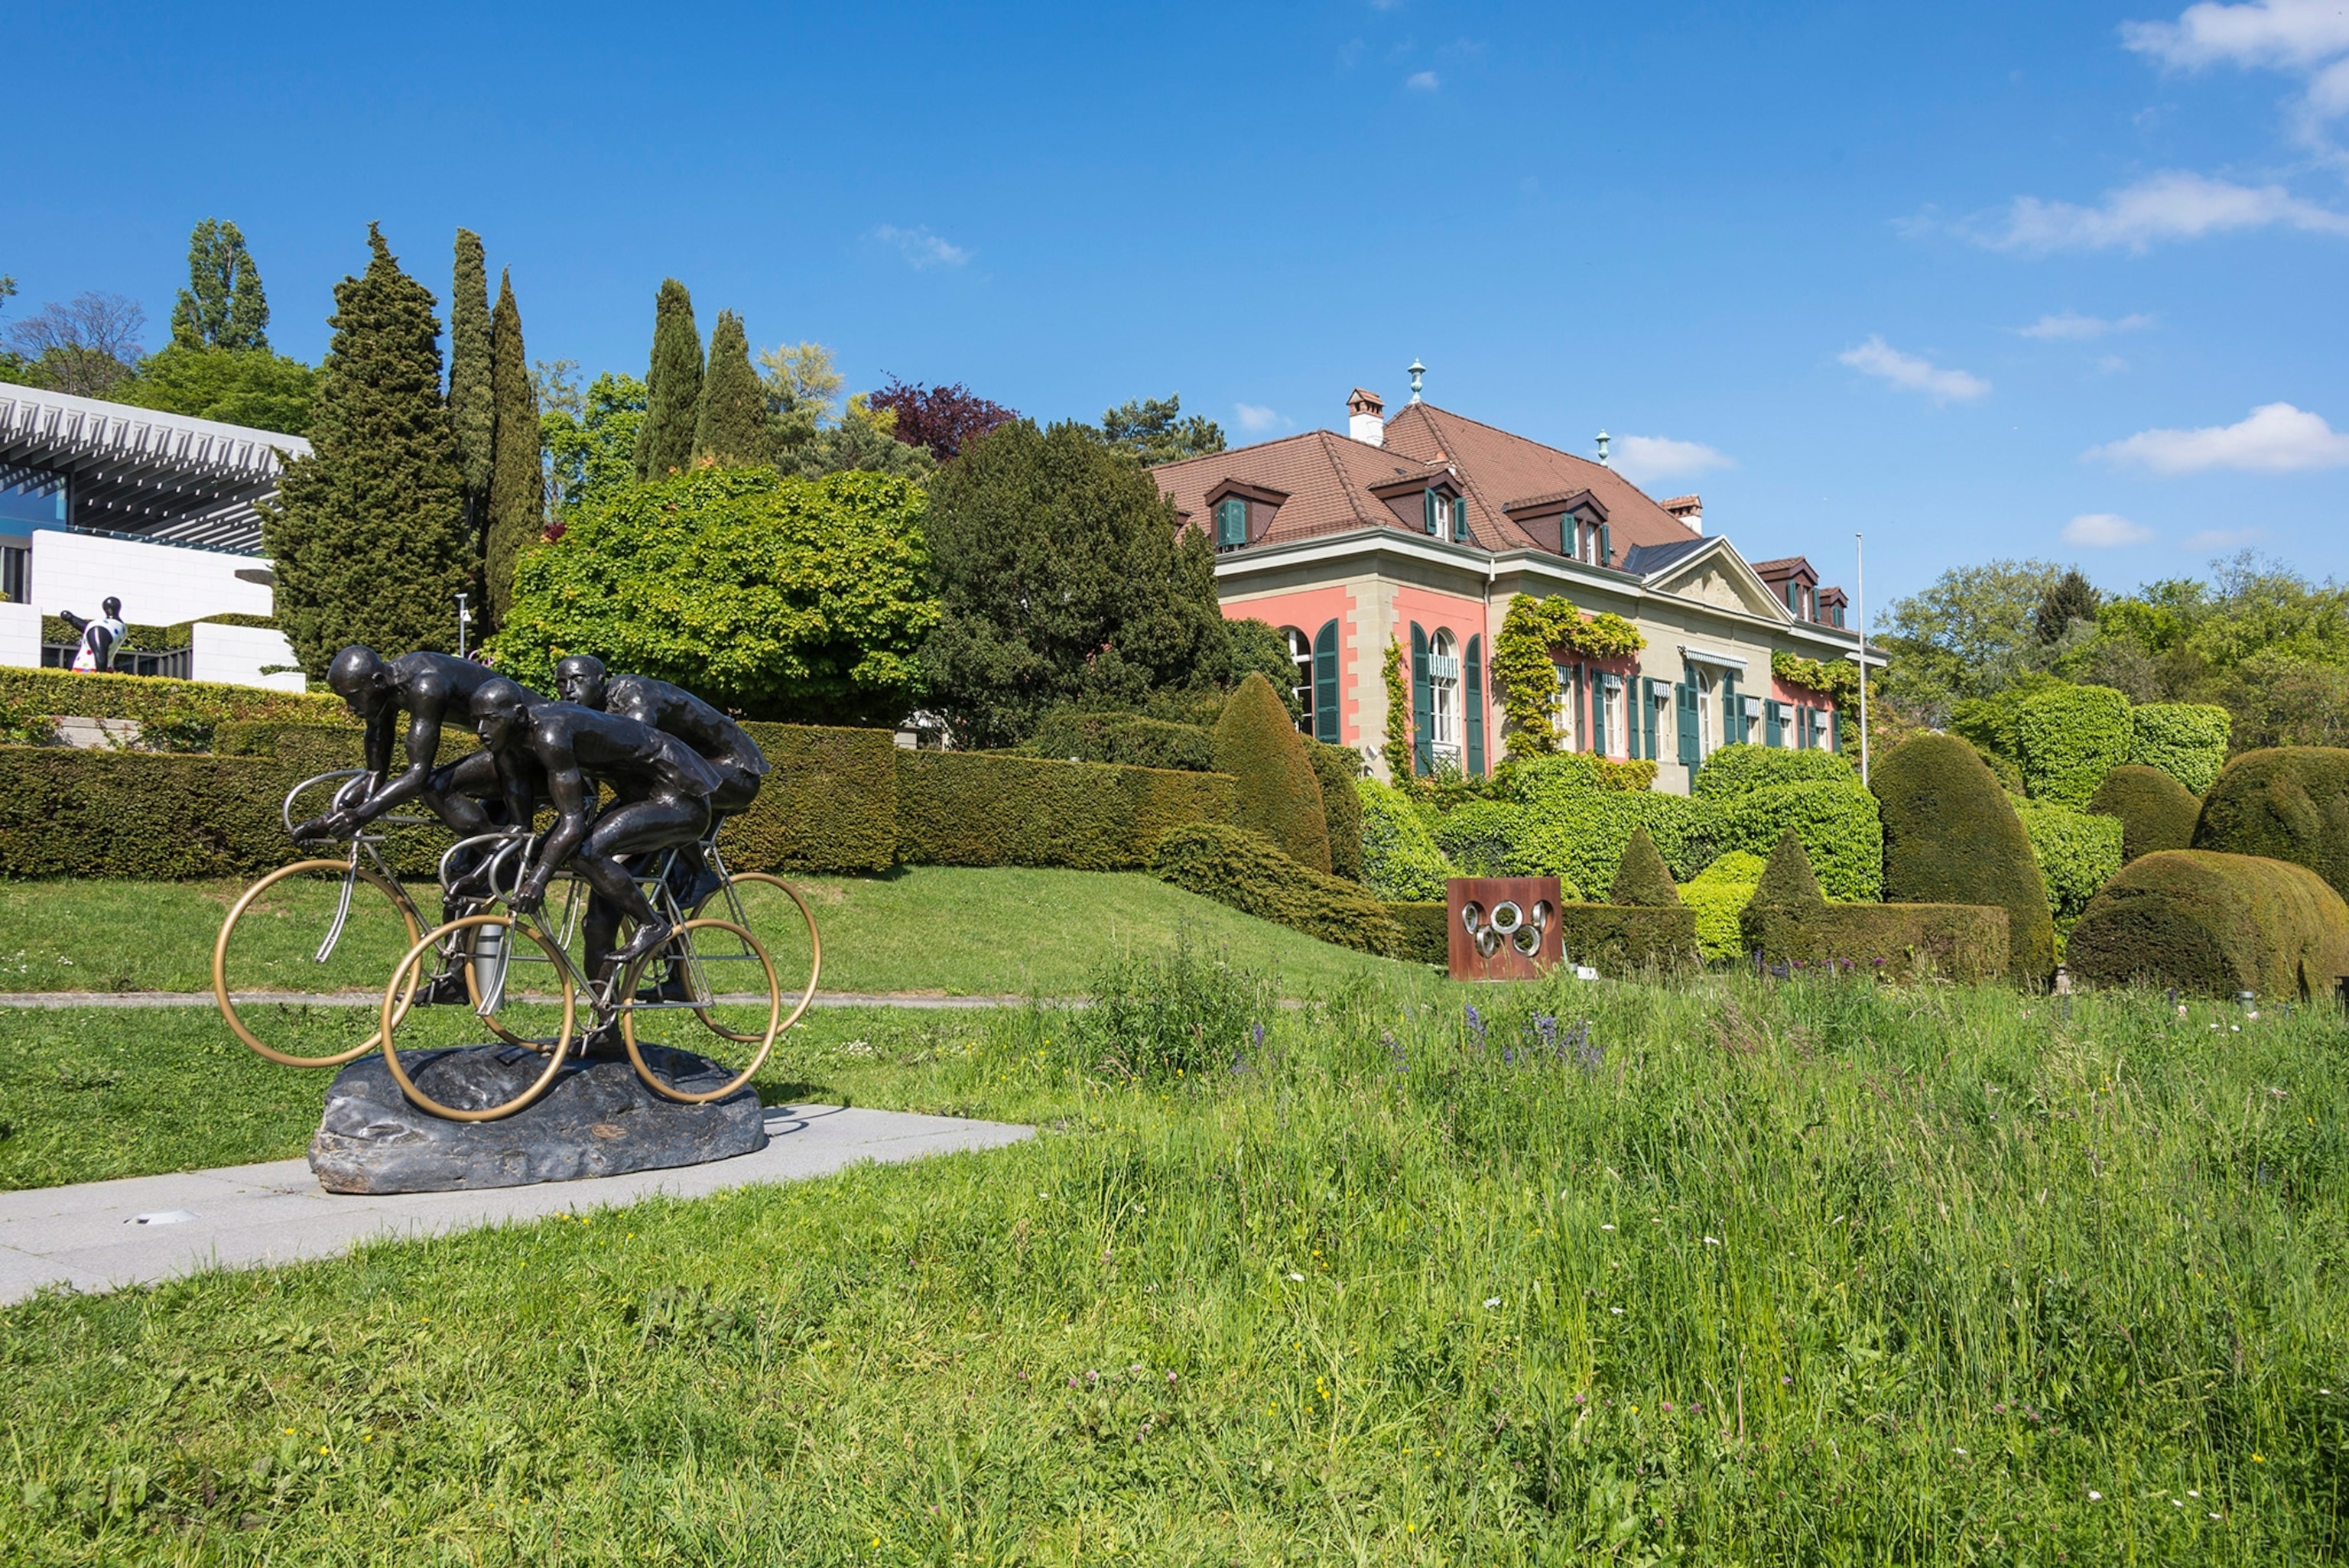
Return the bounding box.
[1642,538,1792,620]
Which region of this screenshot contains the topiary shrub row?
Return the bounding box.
[2015,683,2133,808]
[1688,742,1854,798]
[1678,850,1766,963]
[1214,672,1331,872]
[1149,823,1405,956]
[0,668,346,728]
[2088,764,2200,863]
[2068,849,2349,1001]
[2128,703,2231,796]
[2013,799,2124,950]
[896,752,1234,872]
[1358,778,1459,901]
[1305,738,1365,881]
[1555,904,1699,976]
[2191,746,2349,909]
[1873,733,2055,984]
[1384,901,1449,964]
[732,724,900,875]
[1023,709,1217,773]
[1738,830,2010,983]
[1711,781,1882,901]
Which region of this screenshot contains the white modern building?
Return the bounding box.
[0,385,309,689]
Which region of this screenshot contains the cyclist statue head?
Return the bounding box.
[326,645,394,718]
[553,654,607,710]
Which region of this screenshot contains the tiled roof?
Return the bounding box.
[1154,429,1453,548]
[1748,556,1815,578]
[1381,403,1704,557]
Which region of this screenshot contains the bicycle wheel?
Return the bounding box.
[687,872,821,1043]
[618,917,780,1103]
[214,859,426,1067]
[380,914,578,1122]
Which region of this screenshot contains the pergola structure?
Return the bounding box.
[0,385,309,553]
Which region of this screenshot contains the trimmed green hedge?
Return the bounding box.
[2016,684,2133,807]
[896,752,1233,872]
[1609,827,1678,907]
[2067,849,2349,1001]
[1149,823,1404,956]
[1678,850,1765,963]
[1213,672,1331,872]
[1357,779,1459,901]
[1740,903,2012,985]
[1875,732,2055,984]
[1688,742,1855,798]
[0,668,346,726]
[1385,901,1449,964]
[2191,746,2349,907]
[2088,764,2201,864]
[1493,751,1657,797]
[1428,798,1521,880]
[1024,709,1218,774]
[2130,703,2230,794]
[728,724,899,875]
[1555,904,1698,977]
[2013,800,2125,950]
[1507,791,1712,893]
[1305,739,1365,882]
[1714,782,1881,902]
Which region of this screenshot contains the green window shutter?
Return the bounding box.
[1783,582,1796,613]
[1830,705,1842,753]
[1574,663,1590,753]
[1675,666,1700,767]
[1452,496,1468,542]
[1312,620,1341,744]
[1464,635,1485,775]
[1422,490,1438,536]
[1764,700,1782,748]
[1598,523,1612,566]
[1411,622,1432,775]
[1216,498,1246,548]
[1721,670,1739,746]
[1640,677,1659,760]
[1796,705,1811,748]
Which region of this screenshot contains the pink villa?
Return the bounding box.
[1153,375,1869,794]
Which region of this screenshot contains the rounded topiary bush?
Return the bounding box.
[2088,764,2200,864]
[2066,849,2349,1000]
[2191,746,2349,907]
[1212,671,1331,872]
[1689,742,1854,798]
[2129,703,2230,795]
[1678,850,1766,963]
[2015,683,2133,807]
[1873,732,2055,984]
[1304,738,1365,881]
[2013,799,2124,948]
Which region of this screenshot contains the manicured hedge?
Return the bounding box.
[1554,904,1698,977]
[2191,746,2349,907]
[896,751,1233,872]
[1385,901,1449,964]
[2129,703,2230,795]
[1305,739,1365,882]
[1609,827,1678,907]
[1688,742,1854,798]
[2013,800,2124,948]
[1678,850,1765,963]
[1714,781,1882,902]
[1740,903,2013,985]
[1493,751,1657,797]
[2067,849,2349,1001]
[1428,798,1522,880]
[1507,791,1712,894]
[1149,823,1405,956]
[2088,764,2201,864]
[1024,709,1218,774]
[2015,684,2133,807]
[1213,672,1331,872]
[1356,779,1459,901]
[0,667,346,726]
[727,723,899,875]
[1874,732,2055,984]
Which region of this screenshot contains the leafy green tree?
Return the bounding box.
[2032,568,2100,643]
[108,346,319,433]
[756,339,934,481]
[540,369,645,531]
[1221,617,1302,719]
[635,279,702,480]
[448,229,495,573]
[482,269,540,627]
[265,225,469,677]
[694,310,769,467]
[919,419,1230,747]
[492,466,936,725]
[1101,393,1225,466]
[169,219,269,352]
[3,292,145,398]
[1878,559,2069,722]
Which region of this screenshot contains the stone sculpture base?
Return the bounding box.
[309,1044,767,1195]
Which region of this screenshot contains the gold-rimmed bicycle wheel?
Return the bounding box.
[619,917,780,1103]
[687,872,821,1043]
[380,914,578,1122]
[214,859,426,1067]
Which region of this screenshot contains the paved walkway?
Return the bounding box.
[0,990,1034,1011]
[0,1105,1032,1305]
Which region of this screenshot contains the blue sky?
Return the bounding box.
[13,1,2349,605]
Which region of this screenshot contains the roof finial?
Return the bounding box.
[1596,429,1610,467]
[1407,359,1426,403]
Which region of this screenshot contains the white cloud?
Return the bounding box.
[2063,512,2156,546]
[2123,0,2349,71]
[1612,435,1737,485]
[1233,402,1282,434]
[1837,336,1991,403]
[870,225,970,270]
[2016,311,2158,339]
[1405,70,1441,92]
[1972,172,2349,252]
[2086,401,2349,472]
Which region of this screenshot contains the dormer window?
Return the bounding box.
[1216,497,1246,550]
[1420,488,1467,543]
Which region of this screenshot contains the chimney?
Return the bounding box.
[1662,494,1703,535]
[1347,387,1386,447]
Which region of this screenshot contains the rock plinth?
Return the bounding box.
[309,1045,766,1195]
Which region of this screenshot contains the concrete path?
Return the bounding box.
[0,1104,1032,1306]
[0,990,1035,1011]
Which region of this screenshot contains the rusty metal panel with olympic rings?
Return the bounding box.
[1445,876,1565,981]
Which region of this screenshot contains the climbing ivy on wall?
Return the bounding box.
[1491,594,1648,754]
[1771,649,1860,700]
[1382,638,1413,783]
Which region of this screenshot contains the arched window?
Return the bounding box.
[1283,626,1314,735]
[1430,629,1460,768]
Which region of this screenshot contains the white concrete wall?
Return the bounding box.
[0,601,38,670]
[192,622,307,692]
[29,531,272,627]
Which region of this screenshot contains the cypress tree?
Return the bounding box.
[265,224,469,677]
[635,278,703,480]
[483,268,541,628]
[694,310,769,467]
[448,229,494,598]
[170,218,271,352]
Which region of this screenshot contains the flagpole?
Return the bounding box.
[1854,532,1869,787]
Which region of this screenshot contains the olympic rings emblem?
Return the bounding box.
[1459,895,1557,959]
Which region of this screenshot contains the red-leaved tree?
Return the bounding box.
[869,377,1018,463]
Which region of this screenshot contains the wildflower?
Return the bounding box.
[1954,1446,1967,1456]
[1288,1271,1304,1282]
[1600,1222,1615,1232]
[1782,1376,1792,1385]
[1167,1372,1178,1385]
[1610,1307,1624,1316]
[2087,1491,2102,1501]
[1251,1020,1265,1049]
[1532,1014,1559,1053]
[1464,1004,1486,1048]
[1662,1401,1673,1413]
[2172,1499,2183,1508]
[1704,1236,1720,1246]
[1129,1363,1144,1373]
[2210,1512,2221,1520]
[2188,1491,2200,1498]
[1484,1297,1501,1309]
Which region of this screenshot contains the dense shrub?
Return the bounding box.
[1740,902,2012,984]
[1609,827,1678,907]
[2016,684,2133,807]
[1148,823,1404,956]
[2088,765,2201,864]
[2068,849,2349,1000]
[2191,746,2349,907]
[0,669,346,728]
[1428,798,1523,879]
[896,752,1231,871]
[2129,703,2230,794]
[1357,780,1458,901]
[1074,934,1275,1081]
[1506,791,1712,893]
[1713,781,1882,901]
[727,724,900,875]
[1383,901,1449,965]
[1304,739,1365,882]
[1213,673,1331,873]
[1688,742,1854,798]
[1874,732,2055,984]
[1554,905,1698,976]
[1492,751,1656,799]
[1678,850,1766,963]
[2013,800,2125,950]
[1968,739,2027,797]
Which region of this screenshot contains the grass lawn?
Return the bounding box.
[0,865,1408,999]
[2,958,2346,1560]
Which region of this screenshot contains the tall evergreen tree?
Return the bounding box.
[169,219,270,352]
[635,278,703,480]
[265,225,469,677]
[483,269,542,627]
[694,310,768,466]
[448,230,495,572]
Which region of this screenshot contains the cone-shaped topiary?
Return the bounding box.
[1873,732,2055,984]
[2088,764,2199,863]
[1212,671,1332,873]
[635,278,702,481]
[1750,829,1825,908]
[2191,746,2349,907]
[694,308,769,468]
[1610,826,1679,907]
[2068,849,2349,1000]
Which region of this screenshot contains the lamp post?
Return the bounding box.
[455,592,472,659]
[1854,532,1869,787]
